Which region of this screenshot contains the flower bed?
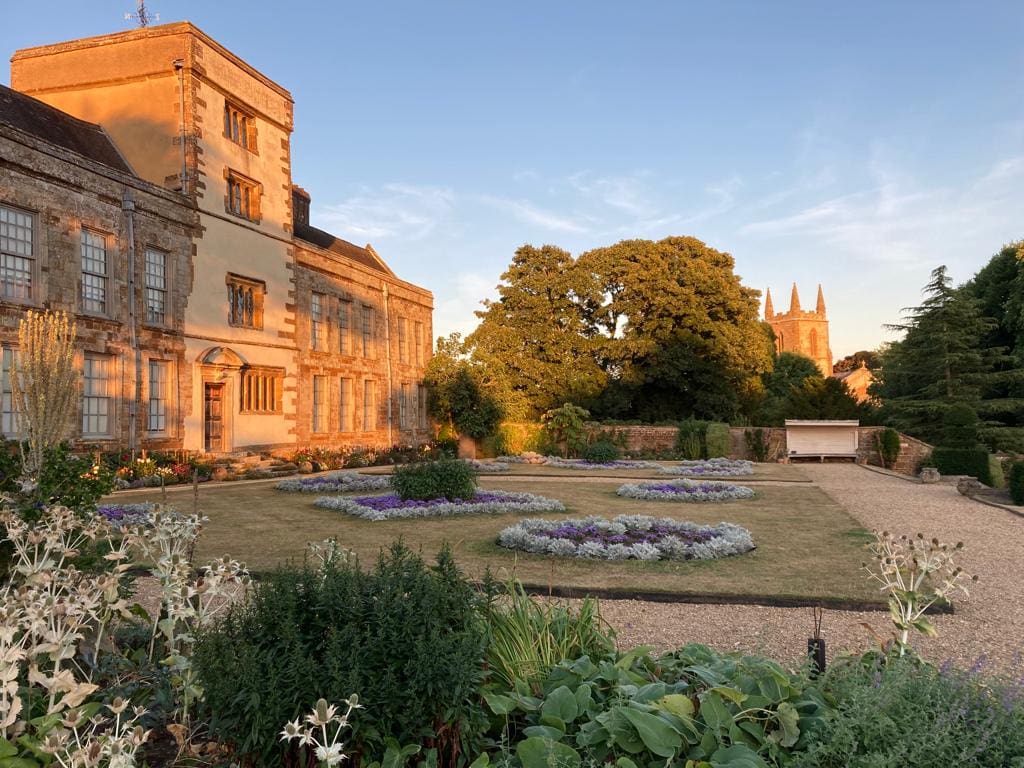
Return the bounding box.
[659,458,755,477]
[97,502,158,528]
[617,478,755,502]
[464,459,510,473]
[314,490,565,521]
[540,456,663,470]
[275,471,391,493]
[497,515,755,560]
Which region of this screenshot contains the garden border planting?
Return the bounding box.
[274,471,391,493]
[659,458,754,477]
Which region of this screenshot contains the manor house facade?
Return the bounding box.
[1,22,433,454]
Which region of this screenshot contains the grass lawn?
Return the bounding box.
[115,469,878,607]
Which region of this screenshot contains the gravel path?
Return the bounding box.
[591,464,1024,673]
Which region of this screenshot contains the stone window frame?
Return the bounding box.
[224,169,262,223]
[312,374,329,434]
[339,376,353,432]
[397,317,409,364]
[360,304,374,359]
[223,99,258,154]
[226,273,265,330]
[310,291,327,352]
[337,299,352,355]
[1,346,19,438]
[362,379,375,432]
[0,201,41,306]
[399,381,411,430]
[80,226,112,317]
[142,246,170,327]
[147,358,172,435]
[414,321,424,366]
[81,351,115,440]
[239,366,284,414]
[417,383,428,430]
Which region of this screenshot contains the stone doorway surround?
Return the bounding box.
[196,346,246,454]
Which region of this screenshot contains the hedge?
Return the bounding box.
[1009,462,1024,505]
[705,422,731,459]
[931,447,993,486]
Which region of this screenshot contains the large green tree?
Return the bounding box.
[468,245,607,417]
[873,265,1005,444]
[576,236,773,421]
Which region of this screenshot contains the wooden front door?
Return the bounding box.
[204,383,225,453]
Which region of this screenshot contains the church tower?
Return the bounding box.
[764,283,833,376]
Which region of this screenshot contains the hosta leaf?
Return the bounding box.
[483,692,516,715]
[697,693,731,732]
[574,682,593,714]
[539,715,567,733]
[620,707,683,758]
[524,725,564,741]
[709,744,770,768]
[657,694,695,719]
[542,686,579,724]
[516,737,581,768]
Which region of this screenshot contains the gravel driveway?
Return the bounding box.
[593,464,1024,673]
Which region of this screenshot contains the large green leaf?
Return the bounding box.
[516,737,581,768]
[0,742,15,760]
[381,739,421,768]
[698,692,732,733]
[524,725,565,741]
[542,686,579,724]
[772,702,801,748]
[657,694,695,719]
[707,686,747,705]
[484,692,516,715]
[620,706,683,758]
[709,744,770,768]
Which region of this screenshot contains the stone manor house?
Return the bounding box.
[0,22,433,454]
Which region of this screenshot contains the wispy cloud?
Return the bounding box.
[316,183,455,241]
[434,271,499,339]
[478,195,589,233]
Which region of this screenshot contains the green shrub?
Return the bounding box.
[1009,462,1024,505]
[705,422,731,458]
[581,440,620,464]
[391,457,477,500]
[675,419,708,459]
[988,454,1006,489]
[877,427,901,468]
[931,447,993,485]
[744,427,771,462]
[792,655,1024,768]
[195,543,488,766]
[540,403,590,457]
[942,403,979,448]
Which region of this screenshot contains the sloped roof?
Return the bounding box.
[0,84,133,173]
[293,220,392,275]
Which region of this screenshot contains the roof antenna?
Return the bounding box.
[125,0,159,27]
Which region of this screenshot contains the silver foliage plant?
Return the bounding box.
[659,458,755,477]
[539,456,663,470]
[496,515,755,561]
[617,478,756,502]
[313,490,565,521]
[275,471,391,493]
[463,459,510,473]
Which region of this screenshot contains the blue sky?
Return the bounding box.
[4,1,1023,356]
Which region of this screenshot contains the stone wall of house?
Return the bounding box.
[0,123,196,451]
[291,242,434,450]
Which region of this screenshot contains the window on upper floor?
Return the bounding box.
[144,247,168,325]
[361,305,374,358]
[80,228,109,314]
[311,292,326,351]
[398,317,409,363]
[223,101,256,151]
[0,204,34,301]
[226,172,261,222]
[338,300,351,355]
[227,274,265,329]
[414,321,424,366]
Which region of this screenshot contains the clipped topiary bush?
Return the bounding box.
[581,440,621,464]
[705,422,731,458]
[942,404,979,449]
[391,457,478,500]
[1009,462,1024,505]
[931,447,993,486]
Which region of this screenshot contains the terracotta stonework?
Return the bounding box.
[764,283,833,376]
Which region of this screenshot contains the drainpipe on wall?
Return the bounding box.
[123,189,140,453]
[383,283,393,446]
[173,59,188,194]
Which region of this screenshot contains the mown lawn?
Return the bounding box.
[115,468,878,606]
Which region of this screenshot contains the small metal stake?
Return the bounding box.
[808,605,826,677]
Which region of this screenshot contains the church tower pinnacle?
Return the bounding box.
[789,282,801,313]
[816,284,826,316]
[764,287,774,319]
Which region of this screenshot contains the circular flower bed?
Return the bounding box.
[314,490,565,521]
[497,515,754,560]
[464,459,511,473]
[540,456,663,470]
[617,478,755,502]
[275,471,391,493]
[659,458,755,477]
